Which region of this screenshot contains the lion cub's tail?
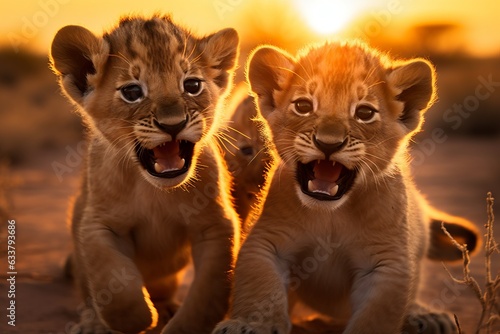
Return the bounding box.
[427,206,481,262]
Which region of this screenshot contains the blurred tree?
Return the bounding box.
[410,23,465,58]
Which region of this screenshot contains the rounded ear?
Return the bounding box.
[50,25,109,105]
[246,46,296,119]
[387,59,436,133]
[200,28,239,91]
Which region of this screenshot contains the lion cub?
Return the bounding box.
[223,83,269,224]
[214,41,477,333]
[51,15,239,333]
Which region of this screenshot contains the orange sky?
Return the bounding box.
[1,0,499,57]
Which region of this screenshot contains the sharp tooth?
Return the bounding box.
[178,158,186,169]
[154,162,162,173]
[308,180,314,192]
[332,161,336,167]
[330,184,339,196]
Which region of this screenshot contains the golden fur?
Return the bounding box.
[51,15,240,334]
[214,41,478,334]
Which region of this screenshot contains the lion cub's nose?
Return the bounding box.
[313,134,348,158]
[154,102,188,138]
[154,117,188,138]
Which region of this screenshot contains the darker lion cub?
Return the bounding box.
[222,84,269,225]
[51,15,240,334]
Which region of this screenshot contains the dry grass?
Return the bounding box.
[442,192,500,334]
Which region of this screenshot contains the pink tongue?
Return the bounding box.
[313,160,342,182]
[152,141,183,172]
[153,141,180,158]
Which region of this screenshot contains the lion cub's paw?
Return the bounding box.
[155,300,180,325]
[213,319,289,334]
[402,308,457,334]
[69,318,116,334]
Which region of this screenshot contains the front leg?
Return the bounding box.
[161,212,237,334]
[345,259,412,334]
[77,224,157,333]
[213,233,292,334]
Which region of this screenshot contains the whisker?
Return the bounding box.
[366,80,385,90]
[296,59,313,82]
[109,53,132,66]
[223,125,251,140]
[186,41,198,61]
[246,147,268,167]
[275,66,307,85]
[363,151,392,164]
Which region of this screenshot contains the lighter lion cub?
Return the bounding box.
[214,41,478,333]
[51,15,240,334]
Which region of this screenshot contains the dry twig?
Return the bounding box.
[442,192,499,334]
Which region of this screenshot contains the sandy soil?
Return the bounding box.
[0,137,499,334]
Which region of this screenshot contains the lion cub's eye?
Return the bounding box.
[183,78,203,96]
[293,99,314,116]
[239,145,254,157]
[120,84,144,103]
[355,105,378,123]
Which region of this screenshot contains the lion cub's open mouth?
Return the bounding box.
[136,140,195,178]
[296,160,356,201]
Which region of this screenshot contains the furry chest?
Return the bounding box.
[291,245,353,317]
[132,218,191,274]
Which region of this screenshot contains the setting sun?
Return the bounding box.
[294,0,360,35]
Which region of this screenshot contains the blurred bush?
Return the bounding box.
[0,48,83,164]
